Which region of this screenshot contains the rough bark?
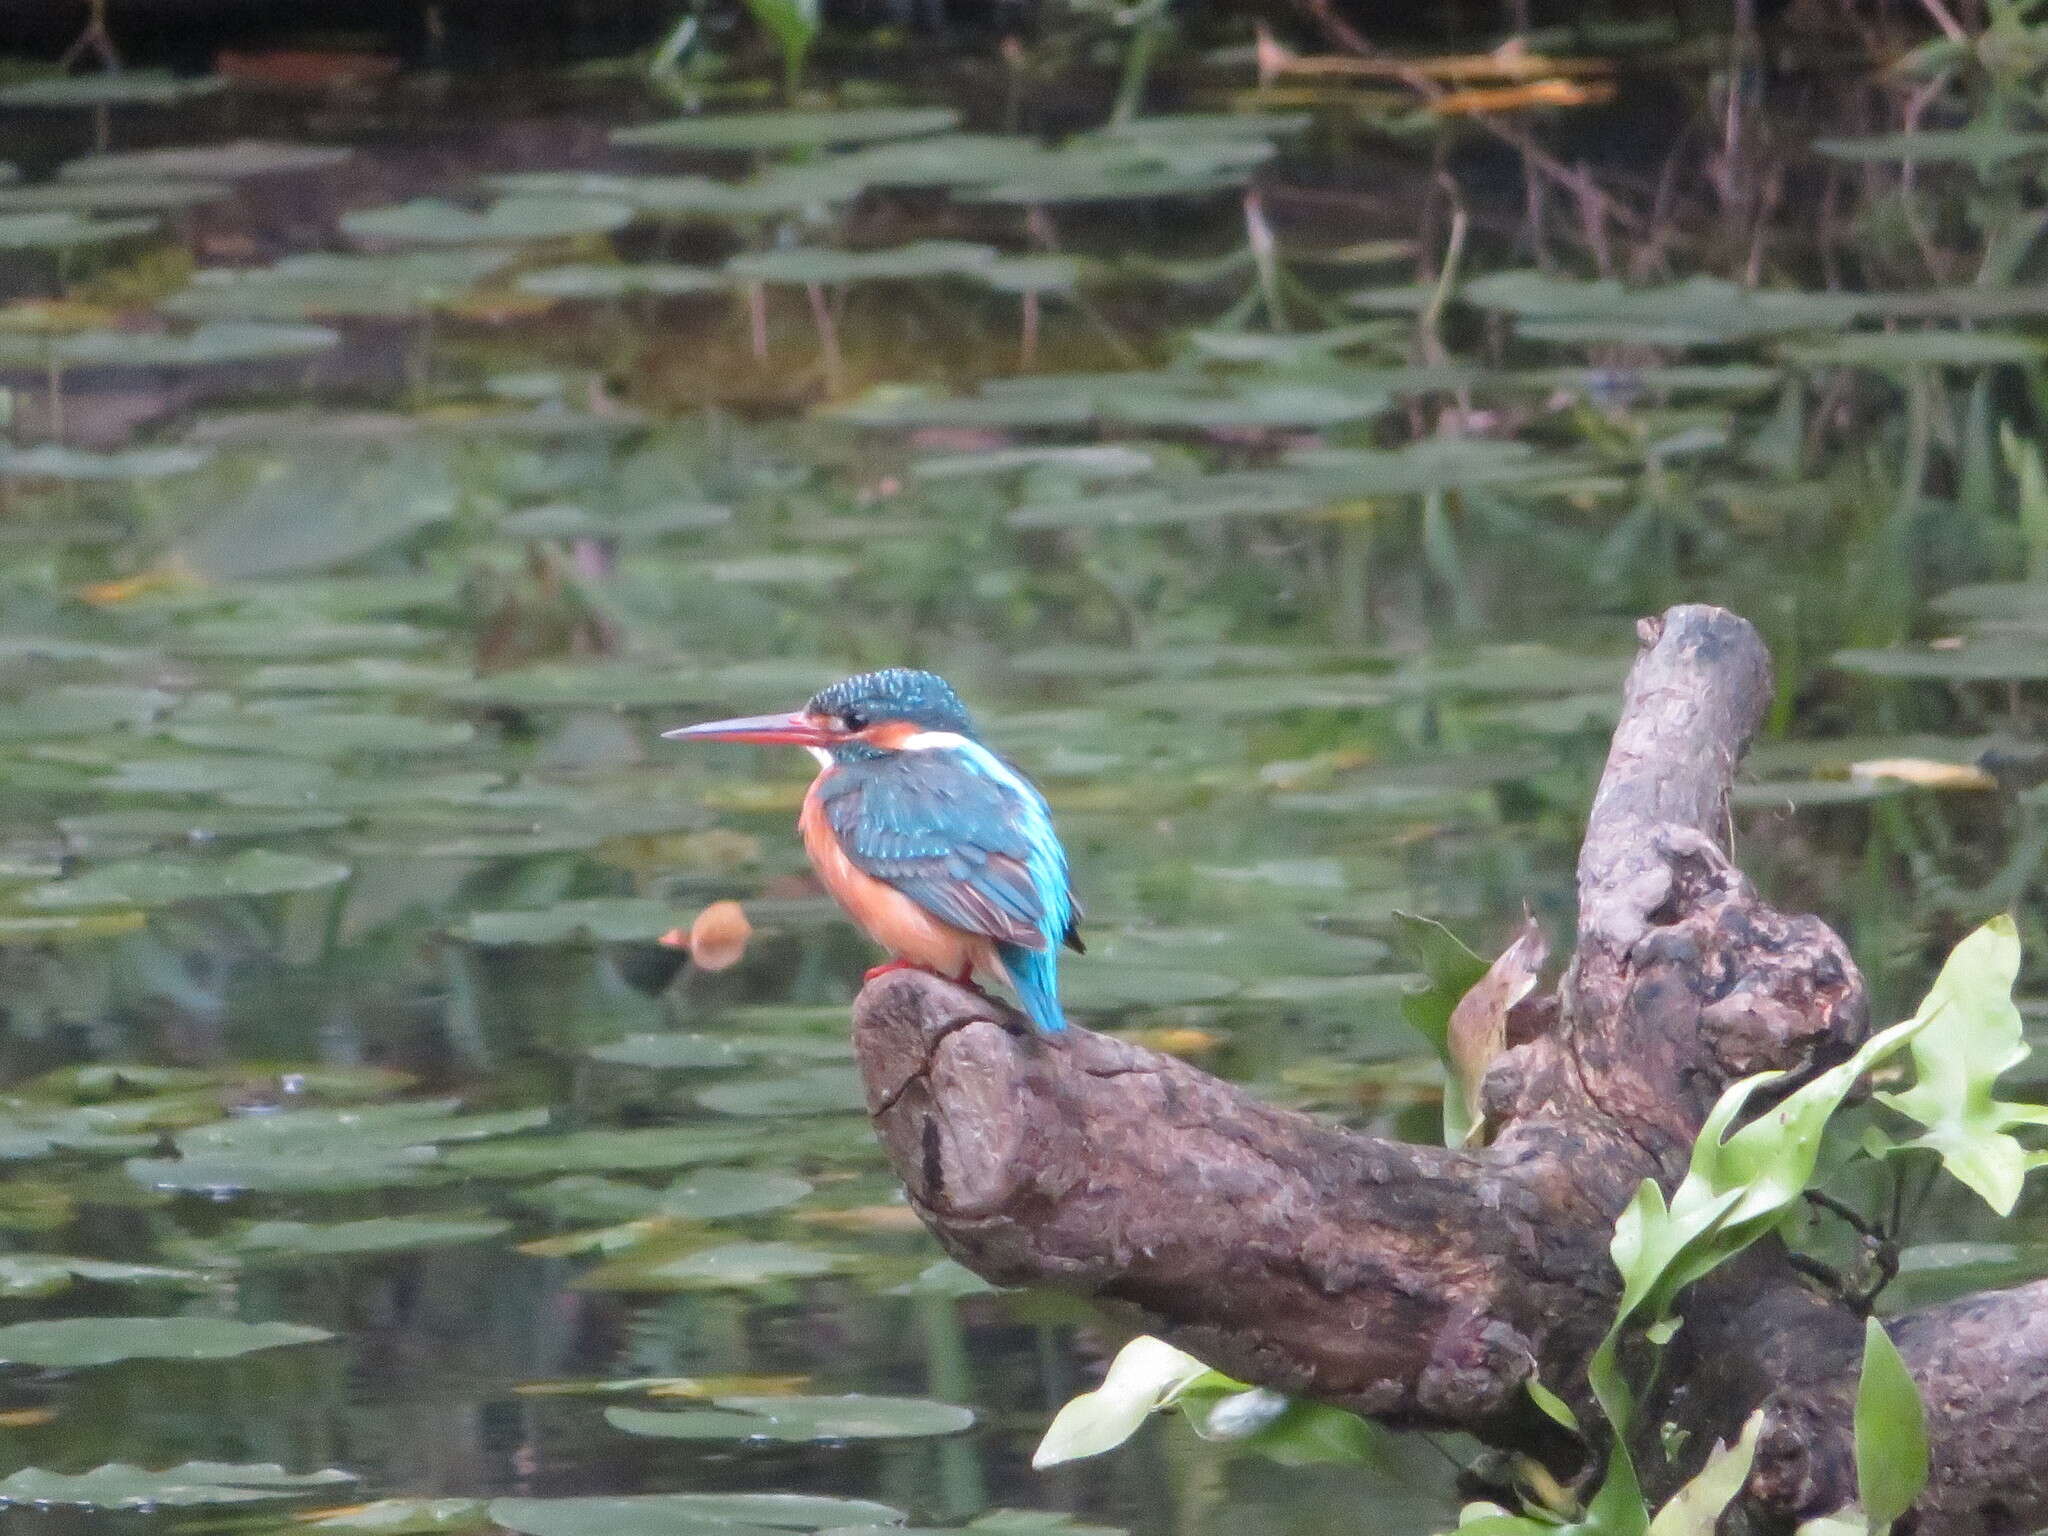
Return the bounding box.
[851,605,2047,1536]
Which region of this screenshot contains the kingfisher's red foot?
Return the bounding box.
[863,958,922,982]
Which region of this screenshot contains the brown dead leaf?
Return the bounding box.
[1850,758,1998,791]
[687,900,752,971]
[794,1204,929,1234]
[1118,1026,1225,1057]
[1448,915,1547,1144]
[0,1407,55,1427]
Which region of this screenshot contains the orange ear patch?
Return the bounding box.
[860,720,924,751]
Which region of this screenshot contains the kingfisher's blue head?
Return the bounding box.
[663,667,979,764]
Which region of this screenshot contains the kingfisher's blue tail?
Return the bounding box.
[997,942,1067,1034]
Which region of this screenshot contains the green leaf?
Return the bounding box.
[489,1494,904,1536]
[27,850,350,909]
[1854,1318,1928,1529]
[0,1462,352,1510]
[0,1315,332,1366]
[1032,1335,1211,1468]
[606,1392,974,1441]
[740,0,821,85]
[1525,1376,1581,1432]
[1392,912,1490,1144]
[1647,1411,1764,1536]
[308,1498,491,1532]
[1873,916,2047,1214]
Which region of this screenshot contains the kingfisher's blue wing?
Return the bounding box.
[816,744,1074,953]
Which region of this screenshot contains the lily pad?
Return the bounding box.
[607,1393,974,1442]
[27,850,350,908]
[0,72,225,109]
[588,1034,749,1070]
[310,1499,492,1533]
[0,444,208,479]
[164,711,474,758]
[460,898,685,946]
[612,107,959,153]
[62,140,353,181]
[519,263,726,299]
[224,1216,511,1260]
[0,1254,205,1297]
[0,1462,352,1510]
[441,1125,770,1177]
[697,1068,868,1117]
[0,179,231,213]
[0,210,157,249]
[488,1494,906,1536]
[726,241,995,286]
[0,1315,332,1367]
[1833,643,2048,681]
[579,1238,848,1289]
[166,251,513,321]
[342,197,634,246]
[522,1168,811,1222]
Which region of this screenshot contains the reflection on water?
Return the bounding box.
[0,9,2044,1536]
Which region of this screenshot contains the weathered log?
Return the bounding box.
[851,605,2045,1536]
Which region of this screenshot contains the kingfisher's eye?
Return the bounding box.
[839,711,867,733]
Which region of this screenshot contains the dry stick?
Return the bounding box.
[805,282,844,397]
[1265,35,1646,244]
[744,282,769,363]
[1019,289,1040,371]
[1243,189,1287,331]
[1912,0,1972,43]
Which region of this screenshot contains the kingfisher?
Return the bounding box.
[664,668,1081,1034]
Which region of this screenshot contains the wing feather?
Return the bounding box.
[818,746,1072,952]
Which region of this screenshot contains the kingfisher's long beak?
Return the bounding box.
[662,710,834,747]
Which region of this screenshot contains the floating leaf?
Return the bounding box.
[0,1462,351,1510]
[0,179,231,213]
[166,711,474,758]
[308,1498,491,1532]
[489,1494,904,1536]
[522,1168,810,1222]
[579,1238,848,1290]
[223,1216,511,1261]
[0,1253,205,1297]
[27,850,349,909]
[612,107,959,152]
[0,72,226,108]
[0,1316,331,1367]
[608,1393,973,1442]
[63,140,352,181]
[519,263,725,298]
[441,1125,769,1177]
[0,444,208,479]
[0,210,157,249]
[588,1034,748,1070]
[697,1067,865,1117]
[342,197,633,245]
[726,241,995,286]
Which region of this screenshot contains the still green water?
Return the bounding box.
[0,17,2043,1536]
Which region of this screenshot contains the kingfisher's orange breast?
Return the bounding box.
[799,774,998,979]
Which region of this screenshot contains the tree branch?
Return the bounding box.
[850,605,2045,1536]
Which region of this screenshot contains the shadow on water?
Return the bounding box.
[0,2,2044,1533]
